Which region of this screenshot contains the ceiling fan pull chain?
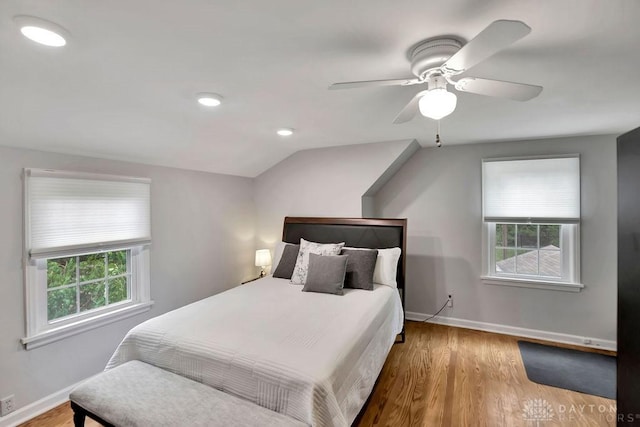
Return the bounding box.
[436,120,442,147]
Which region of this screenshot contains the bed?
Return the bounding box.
[106,217,406,426]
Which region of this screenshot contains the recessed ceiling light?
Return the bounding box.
[277,128,294,136]
[197,93,223,107]
[14,16,68,47]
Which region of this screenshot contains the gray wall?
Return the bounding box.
[254,140,415,252]
[374,135,617,342]
[0,145,256,412]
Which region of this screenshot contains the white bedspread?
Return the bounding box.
[106,276,404,426]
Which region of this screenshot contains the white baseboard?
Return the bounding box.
[405,311,617,351]
[0,376,92,427]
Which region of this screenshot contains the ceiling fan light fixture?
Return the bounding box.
[418,88,457,120]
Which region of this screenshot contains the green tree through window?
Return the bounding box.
[47,250,130,321]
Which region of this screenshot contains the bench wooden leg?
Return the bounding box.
[70,401,115,427]
[70,402,86,427]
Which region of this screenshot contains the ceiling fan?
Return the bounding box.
[329,20,543,124]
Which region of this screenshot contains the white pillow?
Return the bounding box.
[373,247,402,288]
[271,241,286,273]
[290,238,345,285]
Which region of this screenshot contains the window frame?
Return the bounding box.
[23,245,151,349]
[482,222,582,292]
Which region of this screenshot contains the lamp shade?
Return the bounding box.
[418,88,457,120]
[255,249,272,267]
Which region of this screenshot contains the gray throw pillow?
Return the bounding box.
[302,253,348,295]
[272,244,300,279]
[341,248,379,290]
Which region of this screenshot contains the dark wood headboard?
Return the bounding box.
[282,217,407,341]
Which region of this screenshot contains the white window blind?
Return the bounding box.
[482,156,580,222]
[25,169,151,259]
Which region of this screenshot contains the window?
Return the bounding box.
[22,169,153,349]
[481,156,582,291]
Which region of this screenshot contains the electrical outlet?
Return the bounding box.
[0,395,15,417]
[447,294,453,308]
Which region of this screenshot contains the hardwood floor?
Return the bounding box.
[21,321,615,427]
[354,322,615,427]
[19,402,99,427]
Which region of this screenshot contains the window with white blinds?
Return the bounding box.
[482,156,580,223]
[480,156,582,291]
[25,169,151,259]
[22,169,153,349]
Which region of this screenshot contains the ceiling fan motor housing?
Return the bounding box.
[410,38,462,79]
[427,75,448,91]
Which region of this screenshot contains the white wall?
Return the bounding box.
[254,139,416,251]
[0,145,256,415]
[373,135,617,343]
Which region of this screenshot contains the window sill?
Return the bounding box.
[481,276,584,292]
[21,301,154,350]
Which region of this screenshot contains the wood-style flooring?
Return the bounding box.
[21,321,615,427]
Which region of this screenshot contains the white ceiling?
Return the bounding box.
[1,0,638,177]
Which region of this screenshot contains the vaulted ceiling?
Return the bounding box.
[1,0,638,177]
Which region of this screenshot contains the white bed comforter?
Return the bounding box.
[106,276,404,426]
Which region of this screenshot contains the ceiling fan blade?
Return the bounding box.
[454,77,542,101]
[442,20,531,75]
[329,78,421,90]
[393,90,428,124]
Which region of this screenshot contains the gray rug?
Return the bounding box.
[518,341,616,399]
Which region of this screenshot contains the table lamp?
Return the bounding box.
[255,249,272,278]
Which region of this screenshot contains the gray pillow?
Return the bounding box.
[341,248,379,290]
[272,244,300,279]
[302,253,348,295]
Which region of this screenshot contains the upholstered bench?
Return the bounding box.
[69,360,307,427]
